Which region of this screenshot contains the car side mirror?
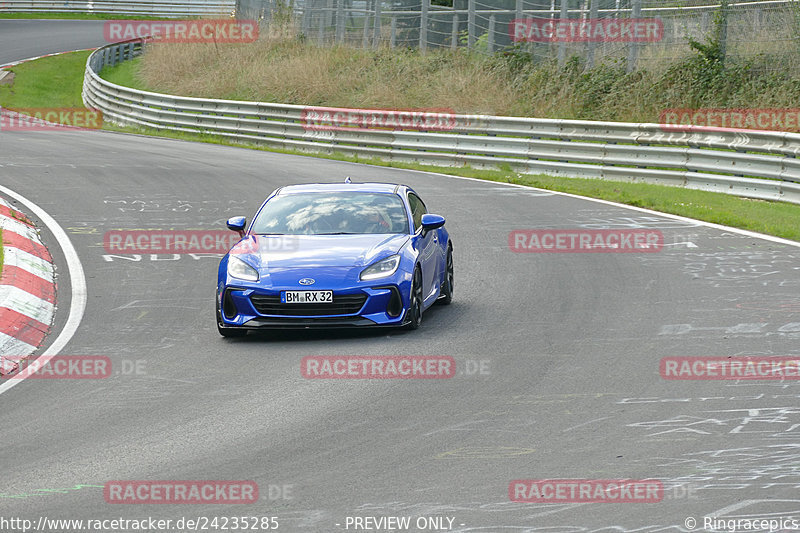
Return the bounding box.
[421,214,445,232]
[226,216,246,238]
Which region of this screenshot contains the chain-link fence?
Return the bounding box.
[233,0,800,71]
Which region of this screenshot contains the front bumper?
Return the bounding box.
[218,283,409,330]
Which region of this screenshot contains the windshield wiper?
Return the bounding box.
[316,232,361,235]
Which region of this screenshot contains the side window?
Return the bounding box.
[408,193,427,232]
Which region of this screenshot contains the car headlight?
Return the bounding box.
[228,256,259,281]
[360,254,401,281]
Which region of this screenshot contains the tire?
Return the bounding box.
[217,308,247,338]
[440,246,453,305]
[405,267,423,330]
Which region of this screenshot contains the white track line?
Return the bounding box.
[0,185,87,396]
[338,159,800,249]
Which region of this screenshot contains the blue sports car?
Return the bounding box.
[216,181,453,337]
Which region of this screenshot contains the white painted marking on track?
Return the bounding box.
[334,158,800,248]
[562,416,612,432]
[0,185,87,396]
[422,170,800,248]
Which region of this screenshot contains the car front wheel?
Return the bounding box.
[440,246,453,305]
[405,267,423,330]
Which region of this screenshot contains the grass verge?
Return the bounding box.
[0,50,91,108]
[3,50,800,243]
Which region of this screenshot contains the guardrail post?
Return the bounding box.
[420,0,429,52]
[627,0,641,73]
[336,0,344,43]
[451,13,459,49]
[586,0,599,69]
[468,0,476,49]
[373,0,382,47]
[557,0,568,66]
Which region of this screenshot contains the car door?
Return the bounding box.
[408,192,439,303]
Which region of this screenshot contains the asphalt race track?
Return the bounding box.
[1,20,800,533]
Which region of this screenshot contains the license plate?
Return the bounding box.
[282,290,334,304]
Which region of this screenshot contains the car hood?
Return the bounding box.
[229,234,409,271]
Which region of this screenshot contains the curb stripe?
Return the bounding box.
[0,192,58,360]
[0,205,33,226]
[0,332,37,358]
[0,285,54,325]
[0,307,49,347]
[0,265,55,304]
[2,229,51,261]
[0,215,39,241]
[1,246,53,282]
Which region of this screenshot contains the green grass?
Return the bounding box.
[0,13,191,20]
[4,50,800,243]
[0,50,91,110]
[100,57,142,89]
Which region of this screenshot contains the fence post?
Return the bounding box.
[363,0,372,48]
[717,0,729,66]
[488,14,495,53]
[390,16,397,48]
[373,0,382,47]
[557,0,568,66]
[262,0,272,32]
[302,2,311,36]
[515,0,523,23]
[420,0,429,52]
[451,13,459,48]
[468,0,476,49]
[627,0,641,73]
[318,10,325,44]
[336,0,344,43]
[586,0,599,69]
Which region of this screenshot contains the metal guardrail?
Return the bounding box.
[83,39,800,205]
[1,1,235,17]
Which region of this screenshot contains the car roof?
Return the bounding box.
[275,182,405,195]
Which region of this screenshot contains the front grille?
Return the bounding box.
[250,292,367,316]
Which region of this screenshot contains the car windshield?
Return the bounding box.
[250,192,410,235]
